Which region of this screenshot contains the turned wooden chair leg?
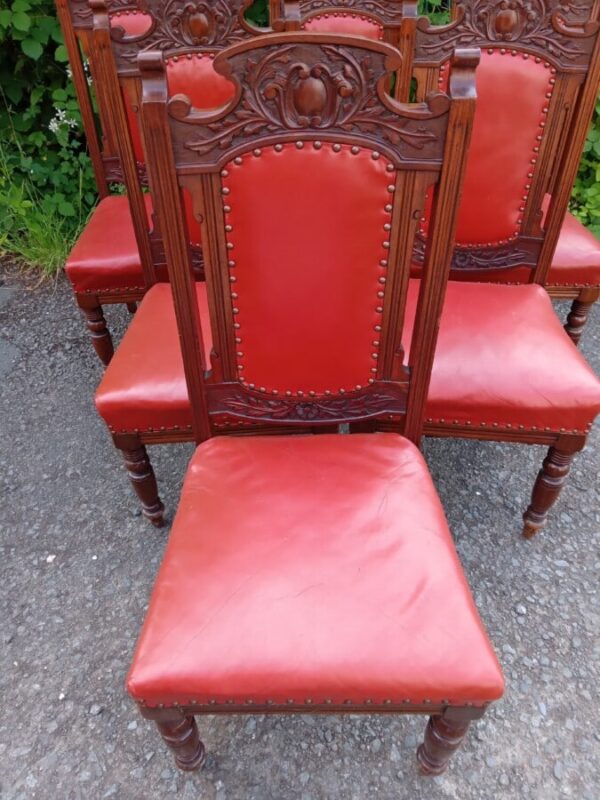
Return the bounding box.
[417,715,471,775]
[155,716,206,772]
[117,439,165,527]
[126,301,138,314]
[522,445,576,538]
[79,301,114,365]
[563,287,600,346]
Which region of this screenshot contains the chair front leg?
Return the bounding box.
[563,287,600,346]
[522,442,580,538]
[113,434,165,527]
[76,294,114,365]
[155,716,206,772]
[417,714,472,775]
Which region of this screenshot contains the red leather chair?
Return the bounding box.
[406,0,600,343]
[58,0,263,364]
[122,34,505,774]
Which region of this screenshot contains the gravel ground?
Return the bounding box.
[0,266,598,800]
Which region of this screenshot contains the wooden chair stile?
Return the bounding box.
[118,33,507,775]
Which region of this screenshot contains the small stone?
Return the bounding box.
[46,554,56,563]
[514,604,527,616]
[371,738,382,754]
[538,701,547,716]
[390,743,401,763]
[403,733,417,748]
[89,704,103,716]
[299,771,310,785]
[499,774,510,787]
[245,717,256,734]
[127,721,138,730]
[553,761,564,781]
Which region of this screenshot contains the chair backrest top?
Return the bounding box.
[139,33,478,440]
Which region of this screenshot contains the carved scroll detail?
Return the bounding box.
[171,43,447,163]
[109,0,252,67]
[217,388,404,421]
[415,0,598,69]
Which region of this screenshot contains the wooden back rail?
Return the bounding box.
[138,33,479,444]
[400,0,600,282]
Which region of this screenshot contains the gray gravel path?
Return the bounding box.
[0,267,598,800]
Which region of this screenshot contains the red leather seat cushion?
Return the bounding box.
[95,281,600,435]
[65,195,152,293]
[127,433,504,708]
[95,283,212,433]
[406,281,600,433]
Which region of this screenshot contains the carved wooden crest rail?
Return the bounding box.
[160,39,449,168]
[414,0,599,70]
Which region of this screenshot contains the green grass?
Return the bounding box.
[0,141,89,277]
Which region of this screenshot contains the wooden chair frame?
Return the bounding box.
[133,32,484,772]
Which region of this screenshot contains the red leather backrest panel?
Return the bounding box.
[222,144,391,395]
[165,54,236,110]
[452,51,554,245]
[302,13,383,39]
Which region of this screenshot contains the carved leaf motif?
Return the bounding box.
[415,0,597,67]
[219,390,401,421]
[412,233,535,270]
[111,0,248,65]
[183,44,438,157]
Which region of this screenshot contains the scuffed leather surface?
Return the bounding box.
[302,14,383,39]
[403,281,600,431]
[223,145,389,395]
[65,195,152,292]
[95,281,600,433]
[127,433,504,707]
[95,283,212,430]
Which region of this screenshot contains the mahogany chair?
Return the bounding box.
[406,0,600,344]
[376,0,600,537]
[122,32,506,774]
[57,0,268,364]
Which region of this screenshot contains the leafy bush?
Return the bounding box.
[570,98,600,238]
[0,0,94,269]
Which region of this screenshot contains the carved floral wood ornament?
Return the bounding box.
[102,0,259,73]
[415,0,599,68]
[162,39,450,167]
[272,0,405,28]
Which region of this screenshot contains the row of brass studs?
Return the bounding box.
[435,51,556,248]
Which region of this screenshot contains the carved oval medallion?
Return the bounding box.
[293,75,328,119]
[187,11,210,41]
[495,7,519,34]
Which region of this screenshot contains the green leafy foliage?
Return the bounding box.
[570,98,600,238]
[0,0,598,275]
[0,0,95,269]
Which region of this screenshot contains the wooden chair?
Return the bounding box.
[87,0,409,519]
[57,0,267,364]
[382,0,600,537]
[122,31,506,774]
[406,0,600,345]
